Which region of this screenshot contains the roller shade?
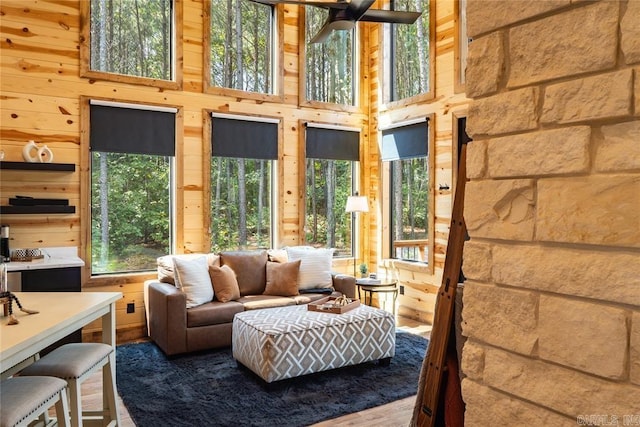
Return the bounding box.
[381,120,429,161]
[90,104,176,156]
[211,116,278,160]
[305,126,360,161]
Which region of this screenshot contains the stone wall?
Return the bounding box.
[461,0,639,424]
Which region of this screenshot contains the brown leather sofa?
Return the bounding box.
[144,250,356,356]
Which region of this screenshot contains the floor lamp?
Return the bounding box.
[345,192,369,277]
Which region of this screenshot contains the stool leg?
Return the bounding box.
[103,352,121,426]
[68,379,83,427]
[55,387,71,427]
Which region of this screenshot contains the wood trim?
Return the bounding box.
[79,0,183,91]
[453,0,467,94]
[79,96,91,286]
[202,1,285,103]
[297,119,307,246]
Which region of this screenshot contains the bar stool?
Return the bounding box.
[0,376,71,427]
[19,343,120,427]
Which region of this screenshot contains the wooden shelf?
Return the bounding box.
[0,161,75,172]
[0,205,76,214]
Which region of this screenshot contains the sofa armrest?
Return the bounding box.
[146,280,188,356]
[332,273,356,299]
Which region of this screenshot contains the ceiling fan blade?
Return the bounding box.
[346,0,375,20]
[249,0,349,9]
[358,9,422,24]
[310,20,337,44]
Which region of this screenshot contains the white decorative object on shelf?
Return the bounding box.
[22,141,53,163]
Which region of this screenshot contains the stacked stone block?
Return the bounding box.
[462,0,640,423]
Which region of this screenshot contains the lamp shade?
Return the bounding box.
[345,195,369,213]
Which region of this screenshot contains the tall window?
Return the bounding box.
[304,6,356,106]
[382,119,431,263]
[208,0,275,94]
[304,125,360,256]
[88,0,174,81]
[210,115,278,252]
[384,0,432,103]
[90,102,176,275]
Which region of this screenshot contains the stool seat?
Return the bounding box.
[1,376,70,427]
[20,343,112,379]
[20,343,119,427]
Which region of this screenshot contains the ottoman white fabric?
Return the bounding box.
[232,304,396,383]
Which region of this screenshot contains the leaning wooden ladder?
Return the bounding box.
[412,141,468,427]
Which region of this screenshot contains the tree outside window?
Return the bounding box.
[305,6,355,105]
[91,153,172,274]
[385,0,431,103]
[209,0,274,94]
[89,0,173,80]
[210,158,272,252]
[305,159,354,256]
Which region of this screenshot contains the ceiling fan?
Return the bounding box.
[250,0,422,44]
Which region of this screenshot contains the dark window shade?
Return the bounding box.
[381,120,429,161]
[211,117,278,160]
[90,105,176,156]
[305,126,360,161]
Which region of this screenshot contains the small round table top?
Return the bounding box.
[355,278,397,288]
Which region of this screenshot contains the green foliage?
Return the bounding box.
[210,157,271,252]
[305,7,354,105]
[90,0,172,80]
[209,0,273,93]
[91,153,171,274]
[392,157,429,241]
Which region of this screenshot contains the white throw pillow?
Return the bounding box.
[173,256,214,308]
[286,246,334,290]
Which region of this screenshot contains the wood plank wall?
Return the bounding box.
[0,0,469,339]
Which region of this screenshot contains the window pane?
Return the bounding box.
[391,157,429,262]
[91,153,171,274]
[305,159,353,256]
[305,7,354,105]
[387,0,430,102]
[90,0,173,80]
[210,158,272,252]
[209,0,273,94]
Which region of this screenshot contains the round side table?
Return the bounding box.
[355,279,398,315]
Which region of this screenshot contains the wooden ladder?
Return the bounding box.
[414,142,468,427]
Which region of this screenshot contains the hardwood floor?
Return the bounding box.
[80,316,431,426]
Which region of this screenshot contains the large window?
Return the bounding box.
[304,6,356,106]
[210,115,278,252]
[90,102,176,275]
[207,0,275,94]
[84,0,178,86]
[304,125,360,256]
[384,0,432,104]
[382,119,433,264]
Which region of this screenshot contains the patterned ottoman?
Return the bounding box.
[232,304,396,383]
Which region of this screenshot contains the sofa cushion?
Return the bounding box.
[186,300,244,328]
[237,295,297,310]
[209,265,241,302]
[285,246,334,290]
[157,253,220,285]
[263,260,301,297]
[267,248,288,263]
[220,250,268,296]
[173,256,214,308]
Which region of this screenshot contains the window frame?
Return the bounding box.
[204,112,283,252]
[454,0,469,94]
[203,0,285,102]
[299,6,361,113]
[380,114,435,275]
[299,121,362,259]
[80,97,183,286]
[79,0,183,90]
[380,0,435,112]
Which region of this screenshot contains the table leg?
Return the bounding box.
[101,302,121,426]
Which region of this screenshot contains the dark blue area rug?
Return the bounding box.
[116,332,428,427]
